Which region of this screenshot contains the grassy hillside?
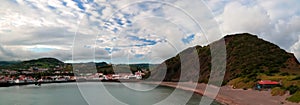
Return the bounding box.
[0,61,20,66]
[150,33,300,84]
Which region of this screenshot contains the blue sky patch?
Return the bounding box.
[72,0,85,10]
[127,35,157,46]
[181,34,195,44]
[104,48,120,54]
[135,54,144,58]
[114,18,124,25]
[47,5,56,10]
[62,1,67,6]
[29,48,54,53]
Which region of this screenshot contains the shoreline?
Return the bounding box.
[0,80,77,87]
[144,82,299,105]
[0,79,142,87]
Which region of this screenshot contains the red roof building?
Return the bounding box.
[258,80,280,85]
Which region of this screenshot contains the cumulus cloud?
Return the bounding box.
[207,0,300,60]
[219,1,271,35]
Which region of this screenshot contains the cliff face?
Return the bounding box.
[150,33,300,84]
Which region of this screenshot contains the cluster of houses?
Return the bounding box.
[75,71,144,81]
[0,70,73,75]
[0,75,73,84]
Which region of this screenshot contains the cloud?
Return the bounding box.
[0,44,15,59]
[219,1,271,35]
[0,0,299,63]
[211,0,300,60]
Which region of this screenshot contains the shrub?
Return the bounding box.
[286,91,300,103]
[269,67,280,74]
[280,72,289,76]
[282,80,293,88]
[292,76,300,80]
[265,71,275,76]
[271,87,286,96]
[287,85,299,95]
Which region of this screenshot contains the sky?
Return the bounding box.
[0,0,299,64]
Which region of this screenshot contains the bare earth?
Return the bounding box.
[144,82,299,105]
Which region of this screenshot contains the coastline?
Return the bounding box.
[0,80,76,87]
[144,82,299,105]
[0,79,141,87]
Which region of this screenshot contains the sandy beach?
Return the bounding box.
[145,82,299,105]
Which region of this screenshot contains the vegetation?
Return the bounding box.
[258,74,296,81]
[286,91,300,103]
[287,85,299,95]
[228,77,256,89]
[0,58,64,70]
[151,33,300,83]
[271,87,286,96]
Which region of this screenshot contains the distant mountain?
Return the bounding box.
[150,33,300,84]
[0,61,20,66]
[5,58,64,69]
[0,57,151,73]
[95,62,109,67]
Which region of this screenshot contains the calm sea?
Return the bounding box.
[0,82,221,105]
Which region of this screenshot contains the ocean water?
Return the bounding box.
[0,82,221,105]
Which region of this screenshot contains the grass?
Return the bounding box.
[228,77,256,89]
[271,87,286,96]
[258,74,296,81]
[286,91,300,103]
[282,80,300,88]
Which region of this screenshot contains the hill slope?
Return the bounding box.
[0,58,64,70]
[17,58,64,69]
[150,33,300,84]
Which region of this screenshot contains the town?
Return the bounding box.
[0,64,148,87]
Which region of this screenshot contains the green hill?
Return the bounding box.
[0,58,64,70]
[150,33,300,84]
[0,61,20,66]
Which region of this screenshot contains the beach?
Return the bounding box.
[145,82,299,105]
